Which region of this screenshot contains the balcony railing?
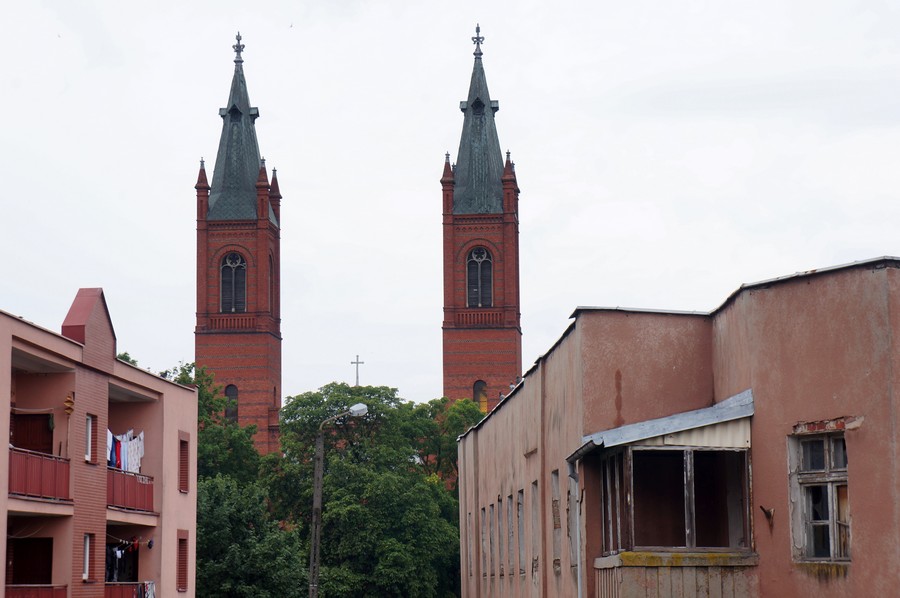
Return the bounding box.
[105,581,156,598]
[6,585,67,598]
[107,468,154,512]
[8,448,70,501]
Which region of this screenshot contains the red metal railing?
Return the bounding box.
[6,585,67,598]
[8,448,70,500]
[105,582,155,598]
[107,468,154,512]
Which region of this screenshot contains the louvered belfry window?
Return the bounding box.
[221,252,247,313]
[467,247,493,307]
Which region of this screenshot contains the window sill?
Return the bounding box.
[595,551,759,570]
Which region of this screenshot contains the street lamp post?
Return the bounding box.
[309,402,368,598]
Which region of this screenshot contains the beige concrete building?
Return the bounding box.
[1,288,197,598]
[459,257,900,597]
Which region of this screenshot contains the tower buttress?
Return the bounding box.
[442,26,522,412]
[195,33,282,454]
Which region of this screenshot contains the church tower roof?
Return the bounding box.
[207,33,277,225]
[453,24,505,214]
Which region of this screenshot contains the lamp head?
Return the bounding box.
[348,403,368,417]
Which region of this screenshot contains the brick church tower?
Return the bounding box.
[195,34,282,454]
[442,27,522,412]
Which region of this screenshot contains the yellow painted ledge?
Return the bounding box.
[595,551,759,569]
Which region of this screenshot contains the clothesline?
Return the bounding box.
[107,428,145,473]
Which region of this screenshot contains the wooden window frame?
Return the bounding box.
[789,433,850,562]
[599,447,750,555]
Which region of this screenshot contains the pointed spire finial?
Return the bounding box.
[472,23,484,58]
[506,150,511,162]
[260,157,266,167]
[233,32,245,64]
[445,152,451,163]
[200,157,205,169]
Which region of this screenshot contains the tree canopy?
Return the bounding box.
[186,373,483,598]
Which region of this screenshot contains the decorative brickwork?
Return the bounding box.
[195,37,282,454]
[442,32,522,411]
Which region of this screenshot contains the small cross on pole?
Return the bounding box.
[351,355,365,386]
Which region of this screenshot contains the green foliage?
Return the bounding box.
[414,398,484,488]
[195,380,469,597]
[116,351,138,365]
[197,475,305,598]
[163,362,260,483]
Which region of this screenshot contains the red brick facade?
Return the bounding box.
[195,164,282,454]
[442,157,522,411]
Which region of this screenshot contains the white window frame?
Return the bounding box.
[788,432,850,562]
[82,533,91,580]
[85,414,95,462]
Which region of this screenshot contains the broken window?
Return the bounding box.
[789,433,849,561]
[599,447,749,555]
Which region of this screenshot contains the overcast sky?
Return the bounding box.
[5,1,900,403]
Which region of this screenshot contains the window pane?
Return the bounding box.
[811,524,831,558]
[836,484,849,523]
[807,485,829,521]
[836,483,851,557]
[467,260,479,306]
[695,451,747,548]
[802,439,826,471]
[831,437,847,469]
[481,260,492,307]
[234,266,246,312]
[633,451,686,547]
[837,522,851,559]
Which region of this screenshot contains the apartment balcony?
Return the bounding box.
[107,468,154,512]
[6,585,67,598]
[8,448,70,501]
[105,582,156,597]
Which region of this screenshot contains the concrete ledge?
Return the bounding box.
[106,506,159,527]
[595,551,759,569]
[8,495,75,517]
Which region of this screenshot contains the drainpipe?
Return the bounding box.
[568,460,583,598]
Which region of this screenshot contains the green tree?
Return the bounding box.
[197,475,305,597]
[162,362,260,483]
[267,383,462,597]
[414,397,483,488]
[116,351,138,365]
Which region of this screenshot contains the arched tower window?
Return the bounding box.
[473,380,488,413]
[467,247,493,308]
[224,384,238,423]
[221,252,247,313]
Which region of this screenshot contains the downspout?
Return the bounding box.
[568,460,583,598]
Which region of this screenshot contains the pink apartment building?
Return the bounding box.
[0,288,197,597]
[458,257,900,597]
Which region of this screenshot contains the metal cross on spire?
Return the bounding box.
[472,23,484,58]
[233,32,245,64]
[351,355,365,386]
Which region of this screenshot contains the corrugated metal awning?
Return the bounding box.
[567,389,754,464]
